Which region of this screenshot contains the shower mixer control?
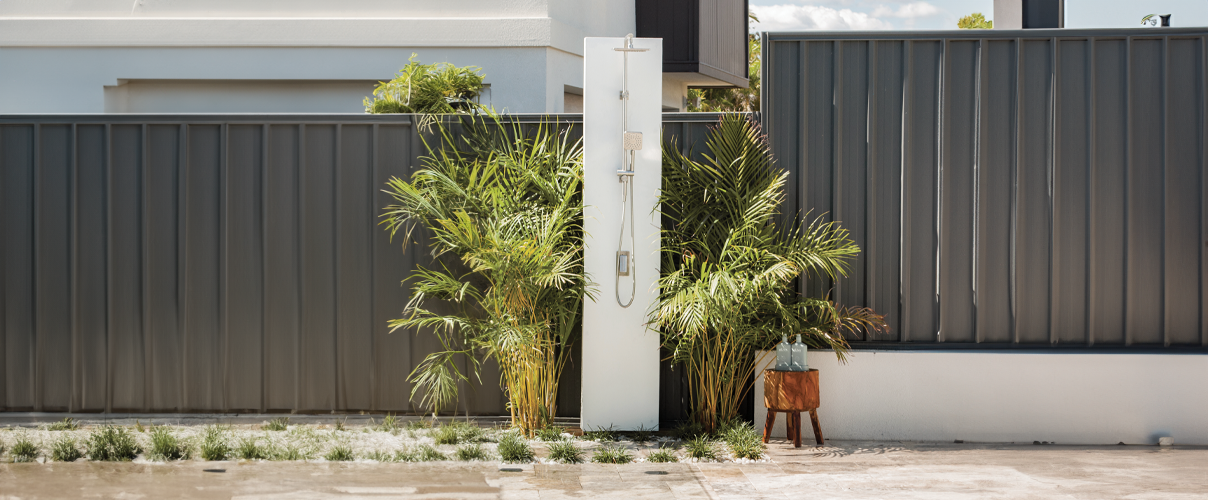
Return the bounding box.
[617,251,631,276]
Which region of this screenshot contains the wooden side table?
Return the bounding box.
[762,369,823,447]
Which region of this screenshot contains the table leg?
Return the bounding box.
[792,413,802,448]
[809,408,824,445]
[763,411,776,444]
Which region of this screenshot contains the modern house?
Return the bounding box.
[0,0,748,114]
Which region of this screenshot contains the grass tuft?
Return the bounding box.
[268,444,307,461]
[630,424,656,444]
[454,443,491,461]
[497,433,534,463]
[591,445,633,464]
[365,449,395,462]
[200,425,231,461]
[45,418,80,431]
[416,444,447,461]
[546,441,584,464]
[86,426,140,462]
[51,436,82,462]
[534,426,566,442]
[582,425,619,442]
[646,445,679,463]
[262,417,290,432]
[376,414,401,434]
[10,435,39,463]
[719,419,765,460]
[324,444,355,461]
[672,421,706,441]
[237,437,269,460]
[148,427,190,461]
[684,435,718,461]
[431,421,487,445]
[334,418,347,432]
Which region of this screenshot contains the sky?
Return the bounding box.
[749,0,1208,31]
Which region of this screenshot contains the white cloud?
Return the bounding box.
[871,2,942,18]
[751,4,894,31]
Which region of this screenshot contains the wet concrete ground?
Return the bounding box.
[1,439,1206,499]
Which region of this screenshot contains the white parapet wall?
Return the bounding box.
[756,350,1208,445]
[580,36,663,431]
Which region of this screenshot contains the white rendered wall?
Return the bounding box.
[0,0,638,113]
[581,37,662,431]
[756,351,1208,445]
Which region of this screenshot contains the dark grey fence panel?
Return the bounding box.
[763,28,1208,350]
[0,113,729,414]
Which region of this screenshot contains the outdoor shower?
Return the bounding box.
[614,33,647,308]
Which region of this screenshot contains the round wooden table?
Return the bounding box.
[763,368,823,447]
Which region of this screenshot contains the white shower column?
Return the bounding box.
[580,37,662,431]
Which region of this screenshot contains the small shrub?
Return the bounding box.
[497,433,534,463]
[364,54,486,114]
[672,421,706,441]
[591,445,633,464]
[200,425,231,461]
[148,427,190,461]
[10,436,39,463]
[237,437,268,460]
[324,444,355,462]
[534,426,566,442]
[583,425,618,442]
[51,436,82,462]
[546,441,584,464]
[262,417,289,432]
[86,426,140,461]
[454,443,491,461]
[631,424,655,444]
[684,436,717,461]
[720,420,765,460]
[646,445,679,463]
[46,418,80,431]
[416,444,447,462]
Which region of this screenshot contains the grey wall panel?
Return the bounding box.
[336,125,374,410]
[1090,39,1129,345]
[901,40,941,343]
[1128,39,1166,345]
[3,125,34,409]
[183,125,223,409]
[75,125,108,411]
[1053,39,1091,344]
[145,125,181,410]
[976,40,1017,343]
[300,125,339,411]
[1015,39,1053,344]
[263,125,301,411]
[764,29,1208,350]
[109,125,144,410]
[372,124,414,411]
[939,40,978,343]
[225,125,264,410]
[1164,38,1203,345]
[835,41,870,339]
[36,125,73,410]
[868,41,904,341]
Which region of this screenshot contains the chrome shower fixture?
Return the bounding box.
[614,33,647,308]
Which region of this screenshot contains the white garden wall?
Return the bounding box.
[756,350,1208,445]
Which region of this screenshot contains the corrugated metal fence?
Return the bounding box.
[0,112,725,413]
[762,28,1208,349]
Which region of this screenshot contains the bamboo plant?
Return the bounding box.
[382,113,591,434]
[656,114,888,432]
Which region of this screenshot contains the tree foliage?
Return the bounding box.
[688,11,761,113]
[958,13,994,29]
[365,54,487,114]
[382,113,591,433]
[656,114,887,431]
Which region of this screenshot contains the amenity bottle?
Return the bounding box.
[776,335,791,371]
[791,334,808,372]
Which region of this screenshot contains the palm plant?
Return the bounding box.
[365,53,486,114]
[656,114,887,432]
[382,112,592,434]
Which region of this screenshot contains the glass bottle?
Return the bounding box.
[775,335,791,371]
[791,334,808,372]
